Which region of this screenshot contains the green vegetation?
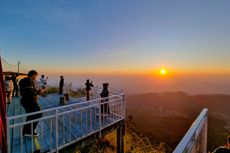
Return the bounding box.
[46,86,59,94]
[61,117,166,153]
[69,87,87,98]
[60,118,166,153]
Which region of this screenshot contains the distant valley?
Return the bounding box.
[126,92,230,152]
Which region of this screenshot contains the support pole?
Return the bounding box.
[17,61,20,75]
[117,122,125,153]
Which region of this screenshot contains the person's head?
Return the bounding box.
[227,135,230,149]
[41,75,45,78]
[28,70,38,81]
[60,76,63,79]
[103,83,109,89]
[5,76,10,80]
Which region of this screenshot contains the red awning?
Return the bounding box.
[0,57,8,153]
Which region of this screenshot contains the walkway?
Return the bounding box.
[7,91,125,153]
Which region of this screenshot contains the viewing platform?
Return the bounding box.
[6,88,125,153]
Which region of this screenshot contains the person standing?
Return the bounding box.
[40,75,48,96]
[63,82,70,101]
[212,135,230,153]
[19,70,43,137]
[4,76,14,104]
[59,76,64,95]
[11,74,19,97]
[100,83,110,115]
[85,79,94,101]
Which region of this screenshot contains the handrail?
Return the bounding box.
[9,97,123,128]
[173,108,208,153]
[7,92,124,120]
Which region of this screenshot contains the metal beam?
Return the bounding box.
[117,122,125,153]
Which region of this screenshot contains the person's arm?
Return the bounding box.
[10,82,14,91]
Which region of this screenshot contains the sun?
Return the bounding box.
[160,69,167,75]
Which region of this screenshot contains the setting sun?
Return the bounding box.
[160,69,167,75]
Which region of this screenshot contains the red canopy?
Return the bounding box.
[0,57,7,153]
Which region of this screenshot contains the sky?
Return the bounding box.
[1,0,230,94]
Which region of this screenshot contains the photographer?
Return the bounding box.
[19,70,43,137]
[85,79,94,101]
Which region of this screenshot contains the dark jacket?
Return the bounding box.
[11,75,18,86]
[19,77,38,105]
[213,147,230,153]
[85,82,94,91]
[100,89,109,102]
[100,89,109,98]
[59,78,64,87]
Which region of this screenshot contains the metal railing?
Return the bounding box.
[7,90,125,153]
[173,108,208,153]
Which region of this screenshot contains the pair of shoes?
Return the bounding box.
[23,131,39,137]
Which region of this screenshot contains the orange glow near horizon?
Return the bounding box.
[33,65,230,78]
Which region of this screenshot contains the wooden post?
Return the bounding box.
[117,123,125,153]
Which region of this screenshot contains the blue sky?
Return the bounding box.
[1,0,230,74]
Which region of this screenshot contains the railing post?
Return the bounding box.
[98,99,102,138]
[203,115,208,153]
[122,93,125,118]
[55,109,59,153]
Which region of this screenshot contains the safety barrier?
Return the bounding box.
[7,89,125,153]
[173,108,208,153]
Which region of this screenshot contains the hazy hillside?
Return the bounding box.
[62,92,230,153]
[70,128,166,153]
[126,92,230,152]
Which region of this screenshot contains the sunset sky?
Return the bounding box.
[1,0,230,75]
[1,1,230,94]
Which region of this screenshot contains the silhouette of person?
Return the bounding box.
[85,79,94,101]
[212,135,230,153]
[11,74,19,97]
[40,75,48,96]
[100,83,110,115]
[59,76,64,95]
[19,70,43,137]
[4,76,14,104]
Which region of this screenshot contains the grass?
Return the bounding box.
[60,121,167,153]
